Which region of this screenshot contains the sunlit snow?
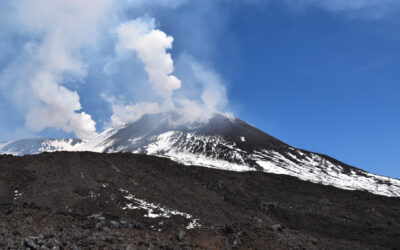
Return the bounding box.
[2,123,400,198]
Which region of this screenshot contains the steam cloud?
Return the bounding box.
[106,18,181,128]
[116,19,181,103]
[106,18,227,127]
[0,0,229,139]
[0,0,116,139]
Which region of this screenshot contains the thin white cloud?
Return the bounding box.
[124,0,190,9]
[174,54,228,124]
[284,0,400,18]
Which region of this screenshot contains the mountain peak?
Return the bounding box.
[1,113,400,197]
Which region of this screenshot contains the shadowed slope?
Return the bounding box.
[0,152,399,249]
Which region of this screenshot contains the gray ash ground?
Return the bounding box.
[0,152,399,249]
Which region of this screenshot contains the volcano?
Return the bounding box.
[1,112,399,197]
[1,113,400,249]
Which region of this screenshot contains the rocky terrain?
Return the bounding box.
[0,152,399,249]
[2,113,400,198]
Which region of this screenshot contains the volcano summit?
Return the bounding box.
[1,112,399,197]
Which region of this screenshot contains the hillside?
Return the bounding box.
[2,113,400,198]
[0,152,399,249]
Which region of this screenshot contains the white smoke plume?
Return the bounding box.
[103,95,162,128]
[0,0,116,139]
[0,0,230,139]
[115,18,181,108]
[174,55,228,124]
[105,17,228,127]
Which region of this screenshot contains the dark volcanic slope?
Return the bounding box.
[2,113,400,197]
[0,152,399,249]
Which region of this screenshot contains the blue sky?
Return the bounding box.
[225,2,400,179]
[0,0,399,178]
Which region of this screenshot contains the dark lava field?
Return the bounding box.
[0,152,399,249]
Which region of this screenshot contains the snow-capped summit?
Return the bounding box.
[0,138,83,156]
[1,112,400,197]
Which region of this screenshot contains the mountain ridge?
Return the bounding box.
[1,112,399,197]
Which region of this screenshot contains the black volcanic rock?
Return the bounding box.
[0,152,399,249]
[2,112,400,197]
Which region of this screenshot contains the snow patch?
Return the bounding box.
[0,142,10,150]
[144,131,251,171]
[119,189,201,229]
[76,127,119,152]
[253,150,400,197]
[163,151,252,172]
[38,139,84,152]
[129,137,143,144]
[14,190,23,200]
